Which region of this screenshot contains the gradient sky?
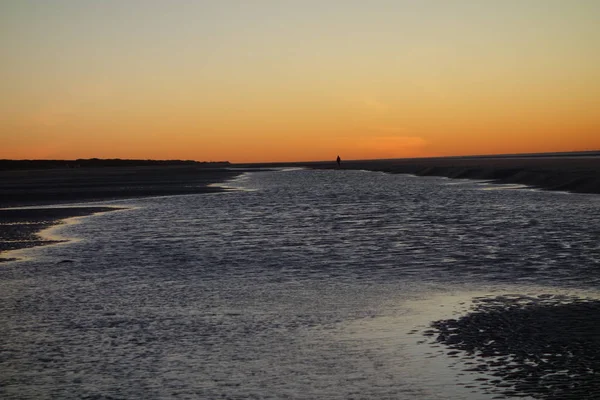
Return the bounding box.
[2,0,599,162]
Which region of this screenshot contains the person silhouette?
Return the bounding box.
[336,155,341,168]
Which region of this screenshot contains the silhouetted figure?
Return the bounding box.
[336,155,341,168]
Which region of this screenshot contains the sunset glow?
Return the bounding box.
[2,1,599,162]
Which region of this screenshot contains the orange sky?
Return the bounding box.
[1,1,599,162]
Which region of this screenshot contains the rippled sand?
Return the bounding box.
[1,169,599,399]
[0,207,122,262]
[426,294,600,399]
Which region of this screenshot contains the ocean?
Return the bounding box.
[1,168,599,399]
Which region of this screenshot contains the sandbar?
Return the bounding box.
[0,164,242,261]
[241,152,600,194]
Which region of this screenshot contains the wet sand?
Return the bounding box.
[0,207,121,262]
[242,152,600,194]
[0,165,242,261]
[425,294,600,399]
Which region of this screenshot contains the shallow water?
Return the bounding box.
[1,169,599,399]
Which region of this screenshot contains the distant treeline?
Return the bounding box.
[0,159,230,171]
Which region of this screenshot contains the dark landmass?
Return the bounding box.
[0,207,121,262]
[425,294,600,399]
[239,151,600,194]
[0,164,242,207]
[0,162,243,260]
[0,158,229,171]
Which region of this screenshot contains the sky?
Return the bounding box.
[1,0,599,162]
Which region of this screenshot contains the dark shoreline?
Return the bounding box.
[239,152,600,195]
[0,165,244,261]
[0,165,243,208]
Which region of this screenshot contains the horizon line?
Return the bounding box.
[1,149,599,165]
